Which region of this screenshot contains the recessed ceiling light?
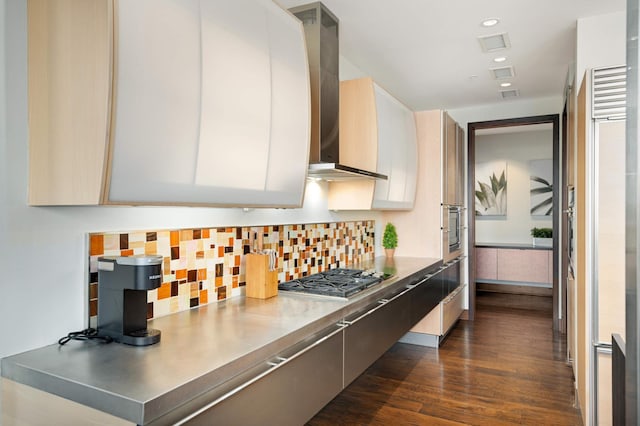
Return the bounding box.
[494,57,507,63]
[500,82,512,87]
[482,18,500,27]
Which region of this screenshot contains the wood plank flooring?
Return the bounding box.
[307,291,582,425]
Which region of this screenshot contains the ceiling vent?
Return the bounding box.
[478,32,511,52]
[490,66,515,79]
[500,89,520,99]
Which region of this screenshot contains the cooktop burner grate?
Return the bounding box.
[277,268,384,298]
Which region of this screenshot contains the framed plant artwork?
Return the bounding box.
[475,161,507,216]
[529,159,553,216]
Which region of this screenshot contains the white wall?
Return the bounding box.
[0,1,382,364]
[576,11,626,90]
[448,95,562,130]
[475,130,553,244]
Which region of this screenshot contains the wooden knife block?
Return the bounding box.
[245,253,278,299]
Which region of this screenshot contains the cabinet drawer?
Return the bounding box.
[172,325,344,426]
[409,270,444,326]
[344,290,411,386]
[442,285,465,335]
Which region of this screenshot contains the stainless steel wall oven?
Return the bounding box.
[448,206,461,251]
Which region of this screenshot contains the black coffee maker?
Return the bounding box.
[97,255,163,346]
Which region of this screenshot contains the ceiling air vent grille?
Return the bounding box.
[491,66,515,79]
[592,65,626,119]
[500,89,519,99]
[478,32,511,52]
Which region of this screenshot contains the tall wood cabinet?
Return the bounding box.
[327,77,418,210]
[443,112,464,206]
[28,0,310,207]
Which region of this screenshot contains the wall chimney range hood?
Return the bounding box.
[289,2,387,181]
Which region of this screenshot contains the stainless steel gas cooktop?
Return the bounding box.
[277,268,391,299]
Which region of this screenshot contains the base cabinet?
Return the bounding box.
[179,325,344,426]
[344,288,411,386]
[475,246,552,286]
[402,258,464,346]
[408,270,444,326]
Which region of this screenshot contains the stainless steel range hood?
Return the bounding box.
[289,2,387,181]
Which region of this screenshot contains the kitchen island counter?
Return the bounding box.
[1,256,441,425]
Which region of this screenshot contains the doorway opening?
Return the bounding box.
[467,114,561,331]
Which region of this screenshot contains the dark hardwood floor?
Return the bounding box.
[308,291,582,425]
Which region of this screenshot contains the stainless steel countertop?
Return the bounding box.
[1,256,441,424]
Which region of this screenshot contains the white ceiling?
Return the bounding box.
[275,0,625,111]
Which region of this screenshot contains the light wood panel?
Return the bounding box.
[456,124,465,205]
[27,0,112,205]
[1,378,133,425]
[598,353,613,426]
[332,78,418,211]
[410,303,441,334]
[568,271,576,367]
[568,84,576,188]
[327,77,378,210]
[576,74,588,422]
[596,120,626,342]
[444,112,457,205]
[339,77,378,171]
[441,286,465,333]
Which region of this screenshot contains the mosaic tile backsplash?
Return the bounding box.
[88,221,375,324]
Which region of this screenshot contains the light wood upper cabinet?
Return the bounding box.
[28,0,310,207]
[328,77,418,210]
[28,0,112,205]
[443,112,464,206]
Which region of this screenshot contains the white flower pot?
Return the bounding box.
[533,237,552,247]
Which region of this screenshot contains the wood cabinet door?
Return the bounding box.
[28,0,112,205]
[444,112,457,205]
[476,248,498,281]
[456,124,465,205]
[497,249,550,284]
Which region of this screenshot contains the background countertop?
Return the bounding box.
[475,242,553,250]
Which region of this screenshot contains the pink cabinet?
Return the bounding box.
[476,246,551,285]
[475,248,497,280]
[497,249,550,283]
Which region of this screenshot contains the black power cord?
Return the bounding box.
[58,328,113,345]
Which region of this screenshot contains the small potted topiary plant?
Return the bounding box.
[383,223,398,257]
[531,227,553,247]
